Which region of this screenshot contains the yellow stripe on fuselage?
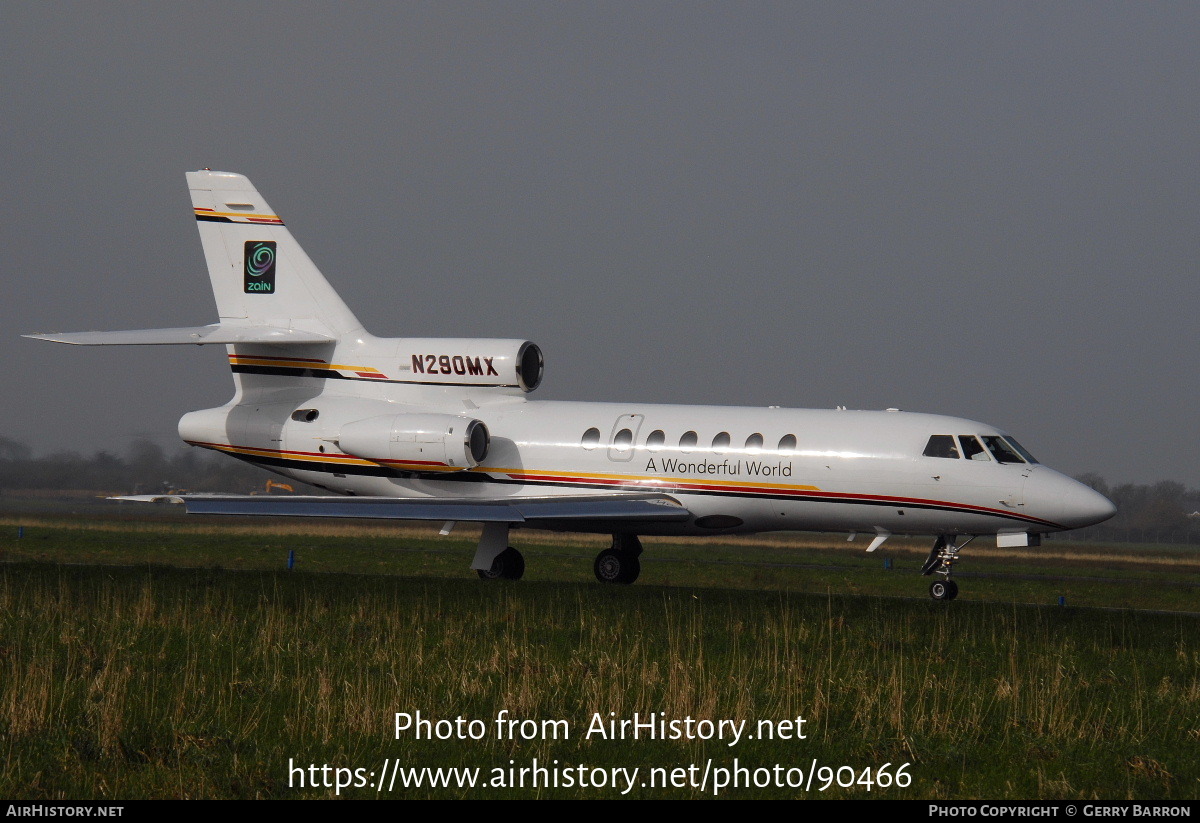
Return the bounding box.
[475,466,822,491]
[202,443,822,488]
[210,443,378,466]
[203,442,460,473]
[226,356,383,375]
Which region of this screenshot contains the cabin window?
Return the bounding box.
[679,431,698,452]
[1003,436,1039,464]
[581,427,601,449]
[291,409,319,422]
[712,432,731,452]
[745,433,764,452]
[612,428,633,450]
[982,435,1025,464]
[959,435,989,461]
[777,434,797,453]
[646,430,666,451]
[922,435,960,459]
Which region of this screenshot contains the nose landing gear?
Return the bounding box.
[922,534,975,600]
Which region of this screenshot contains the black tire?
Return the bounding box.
[945,580,959,600]
[477,546,525,581]
[620,555,641,584]
[929,580,952,601]
[594,549,640,584]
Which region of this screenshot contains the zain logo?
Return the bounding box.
[243,241,276,294]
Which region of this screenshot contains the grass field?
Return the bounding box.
[0,509,1198,799]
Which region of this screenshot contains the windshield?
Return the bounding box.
[982,435,1025,464]
[923,433,1040,465]
[1003,436,1039,464]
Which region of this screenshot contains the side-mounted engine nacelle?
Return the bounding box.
[337,413,490,471]
[396,339,544,393]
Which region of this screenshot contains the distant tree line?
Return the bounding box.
[0,436,310,496]
[1070,474,1199,545]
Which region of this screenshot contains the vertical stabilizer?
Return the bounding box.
[187,170,363,338]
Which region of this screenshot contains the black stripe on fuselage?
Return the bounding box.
[194,215,285,225]
[231,365,351,380]
[221,450,399,478]
[220,449,1055,527]
[229,364,517,388]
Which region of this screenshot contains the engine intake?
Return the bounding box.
[337,413,489,471]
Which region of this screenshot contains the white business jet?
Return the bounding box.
[27,171,1116,600]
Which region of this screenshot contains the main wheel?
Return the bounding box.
[929,579,955,601]
[594,549,640,584]
[477,547,525,581]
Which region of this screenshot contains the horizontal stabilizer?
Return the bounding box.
[25,324,334,346]
[111,493,692,525]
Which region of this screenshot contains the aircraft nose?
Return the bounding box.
[1058,479,1117,528]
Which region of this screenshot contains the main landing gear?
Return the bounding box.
[594,534,643,584]
[471,525,645,584]
[477,546,525,581]
[921,534,975,601]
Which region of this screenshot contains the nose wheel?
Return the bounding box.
[929,579,959,601]
[922,535,974,600]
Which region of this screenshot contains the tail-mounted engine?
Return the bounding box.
[337,413,490,471]
[397,339,544,393]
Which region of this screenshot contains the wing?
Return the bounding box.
[112,492,692,529]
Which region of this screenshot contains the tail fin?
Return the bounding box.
[188,170,363,338]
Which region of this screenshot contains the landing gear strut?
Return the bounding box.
[921,534,975,601]
[477,546,525,581]
[594,534,642,584]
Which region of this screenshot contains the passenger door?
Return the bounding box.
[607,414,644,462]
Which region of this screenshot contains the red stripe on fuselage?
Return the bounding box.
[505,471,1056,527]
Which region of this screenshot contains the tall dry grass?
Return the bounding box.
[0,563,1195,798]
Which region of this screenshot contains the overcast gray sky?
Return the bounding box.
[2,3,1196,486]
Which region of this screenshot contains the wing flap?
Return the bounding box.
[111,493,692,524]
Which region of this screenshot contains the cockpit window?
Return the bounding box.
[1003,436,1039,464]
[959,435,989,461]
[982,435,1025,464]
[922,435,960,459]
